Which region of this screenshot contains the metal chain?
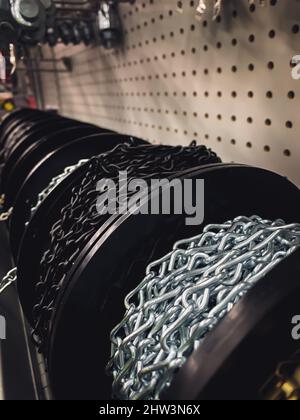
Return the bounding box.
[32,141,220,352]
[0,268,17,294]
[107,216,300,400]
[0,121,39,164]
[0,207,13,222]
[0,194,13,222]
[29,159,89,217]
[0,161,88,296]
[195,0,265,20]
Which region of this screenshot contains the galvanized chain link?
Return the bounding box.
[107,216,300,400]
[0,267,17,294]
[29,159,89,217]
[32,141,220,352]
[0,206,13,222]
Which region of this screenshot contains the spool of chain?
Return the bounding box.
[43,163,300,400]
[3,110,300,401]
[0,110,60,166]
[77,20,94,46]
[27,142,220,354]
[9,131,141,260]
[108,216,300,400]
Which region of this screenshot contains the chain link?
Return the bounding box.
[29,159,89,217]
[0,268,17,294]
[107,216,300,400]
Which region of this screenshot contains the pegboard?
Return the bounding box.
[40,0,300,186]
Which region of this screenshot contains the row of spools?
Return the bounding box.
[0,109,300,400]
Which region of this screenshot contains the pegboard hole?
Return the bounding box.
[269,30,276,39]
[265,119,272,126]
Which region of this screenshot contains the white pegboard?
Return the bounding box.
[41,0,300,186]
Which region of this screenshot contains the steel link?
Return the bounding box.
[0,268,17,294]
[107,216,300,400]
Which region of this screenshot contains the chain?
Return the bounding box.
[107,216,300,400]
[0,267,17,294]
[0,207,13,222]
[261,350,300,400]
[29,159,89,217]
[31,141,220,352]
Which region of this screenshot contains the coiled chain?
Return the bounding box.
[32,141,220,352]
[107,216,300,400]
[30,159,89,217]
[195,0,265,20]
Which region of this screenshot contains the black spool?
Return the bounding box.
[46,164,300,399]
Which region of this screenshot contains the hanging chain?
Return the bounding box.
[32,141,220,353]
[107,216,300,400]
[0,267,17,294]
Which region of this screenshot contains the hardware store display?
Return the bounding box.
[0,108,299,401]
[0,0,300,403]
